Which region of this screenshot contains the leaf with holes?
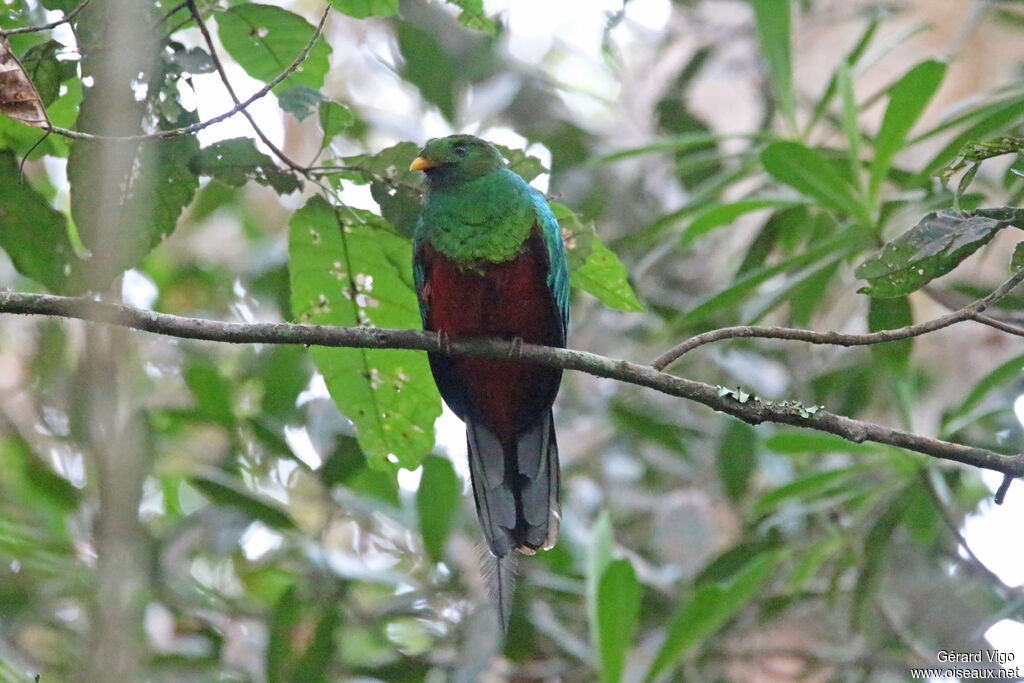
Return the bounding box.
[190,137,302,194]
[216,3,331,96]
[855,209,1021,297]
[289,196,441,470]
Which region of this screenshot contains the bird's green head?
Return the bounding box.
[409,134,505,189]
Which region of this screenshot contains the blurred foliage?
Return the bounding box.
[1,0,1023,681]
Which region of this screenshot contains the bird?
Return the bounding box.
[409,134,569,628]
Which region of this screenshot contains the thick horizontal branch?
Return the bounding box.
[652,268,1024,370]
[2,290,1022,482]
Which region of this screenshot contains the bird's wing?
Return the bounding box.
[529,189,570,337]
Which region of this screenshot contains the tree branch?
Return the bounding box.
[652,268,1024,370]
[2,290,1022,485]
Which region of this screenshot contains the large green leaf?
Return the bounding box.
[868,59,946,198]
[288,195,441,470]
[216,3,331,95]
[855,208,1023,297]
[749,0,795,131]
[189,137,303,194]
[416,455,460,562]
[0,151,74,292]
[761,141,871,227]
[646,552,780,681]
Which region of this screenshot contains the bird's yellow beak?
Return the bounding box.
[409,156,438,172]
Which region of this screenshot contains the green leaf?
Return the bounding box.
[331,0,399,19]
[343,142,425,238]
[942,353,1024,435]
[764,431,877,456]
[446,0,496,34]
[867,295,913,372]
[682,198,806,246]
[494,144,548,183]
[806,12,881,132]
[190,137,303,194]
[869,59,946,198]
[67,109,200,292]
[837,60,863,192]
[749,0,795,131]
[216,3,331,95]
[288,196,441,470]
[276,85,324,121]
[569,236,645,312]
[17,40,73,106]
[851,486,912,628]
[855,209,1019,297]
[0,150,74,292]
[416,455,460,562]
[646,552,780,681]
[190,475,297,530]
[1014,242,1024,271]
[761,142,871,227]
[396,22,457,121]
[683,225,869,327]
[586,512,615,671]
[255,345,309,418]
[917,94,1024,182]
[595,559,641,683]
[753,465,869,516]
[717,421,757,503]
[318,101,354,147]
[184,360,236,427]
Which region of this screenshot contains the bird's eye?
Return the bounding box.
[453,144,467,156]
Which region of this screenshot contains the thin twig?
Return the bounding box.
[44,4,330,143]
[970,312,1024,337]
[0,0,91,36]
[185,0,308,172]
[995,473,1014,505]
[1,289,1022,482]
[651,268,1024,371]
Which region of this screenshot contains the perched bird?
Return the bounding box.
[410,135,569,627]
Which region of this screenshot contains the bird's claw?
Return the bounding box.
[507,336,524,360]
[437,330,453,355]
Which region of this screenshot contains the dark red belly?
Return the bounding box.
[420,238,563,442]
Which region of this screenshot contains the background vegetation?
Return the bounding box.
[0,0,1023,680]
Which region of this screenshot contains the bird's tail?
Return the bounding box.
[466,410,560,628]
[480,550,518,630]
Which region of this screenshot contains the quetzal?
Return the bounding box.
[410,135,569,626]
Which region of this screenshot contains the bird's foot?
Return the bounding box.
[507,336,524,360]
[437,330,453,356]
